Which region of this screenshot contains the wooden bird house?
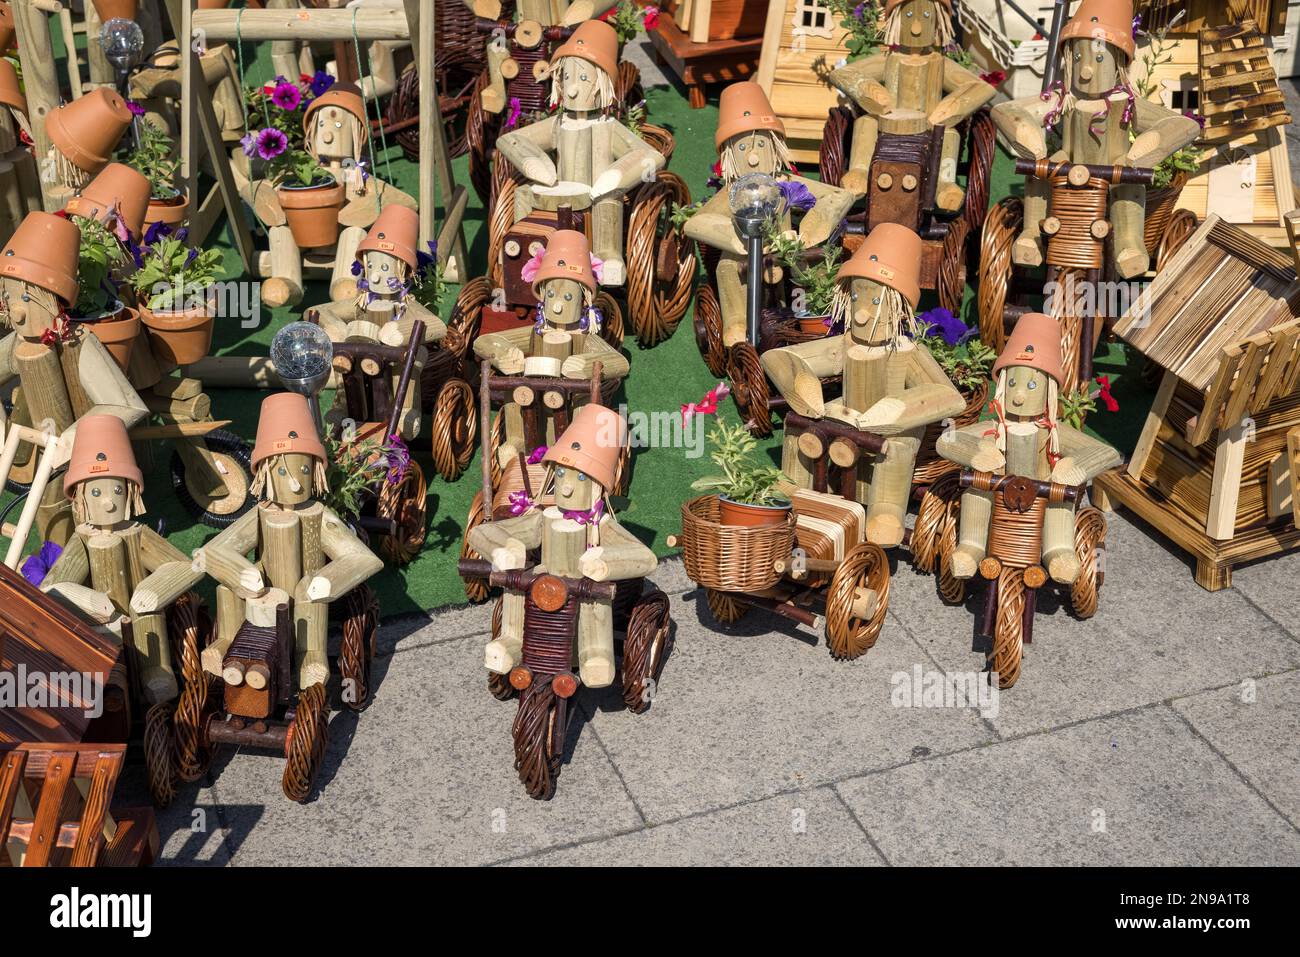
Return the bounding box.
[1094,211,1300,590]
[756,0,852,162]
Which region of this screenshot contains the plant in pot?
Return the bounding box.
[766,220,842,336]
[69,214,138,370]
[691,421,791,527]
[128,226,225,367]
[322,429,411,528]
[915,307,996,411]
[122,114,186,228]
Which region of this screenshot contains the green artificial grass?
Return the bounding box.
[0,47,1157,619]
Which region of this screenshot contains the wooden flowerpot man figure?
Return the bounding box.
[473,229,629,466]
[684,81,855,348]
[0,211,148,544]
[760,223,964,547]
[42,88,133,208]
[828,0,995,207]
[936,312,1120,584]
[468,403,655,688]
[0,58,39,235]
[252,82,416,308]
[990,0,1201,278]
[38,415,202,703]
[495,19,663,287]
[192,393,383,693]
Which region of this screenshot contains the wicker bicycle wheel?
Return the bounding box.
[1155,208,1198,275]
[638,123,676,163]
[705,588,748,625]
[622,590,671,714]
[431,379,478,482]
[990,569,1026,690]
[962,108,998,240]
[825,542,891,660]
[978,197,1022,353]
[282,682,329,803]
[171,592,213,784]
[487,598,517,700]
[143,702,176,807]
[486,154,519,291]
[513,681,565,800]
[727,340,773,437]
[819,105,854,187]
[1070,506,1106,620]
[936,216,970,315]
[461,490,490,603]
[595,290,625,351]
[467,82,501,206]
[377,461,428,565]
[1050,267,1088,398]
[338,584,379,711]
[445,276,488,362]
[693,282,727,379]
[626,170,695,347]
[912,472,967,605]
[1143,172,1188,256]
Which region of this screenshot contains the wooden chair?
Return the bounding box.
[0,742,158,867]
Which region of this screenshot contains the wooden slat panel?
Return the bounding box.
[1223,333,1271,426]
[22,750,73,867]
[69,752,119,867]
[1191,344,1243,446]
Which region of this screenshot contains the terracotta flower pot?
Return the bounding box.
[277,179,345,250]
[139,294,216,367]
[82,305,140,373]
[45,88,132,173]
[196,0,231,8]
[718,495,792,528]
[91,0,139,21]
[797,314,832,336]
[144,188,190,229]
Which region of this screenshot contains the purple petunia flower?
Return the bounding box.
[351,259,363,276]
[185,247,199,266]
[240,131,257,157]
[917,306,970,346]
[20,540,62,587]
[271,81,302,112]
[383,435,411,485]
[777,179,816,213]
[526,446,548,465]
[127,100,146,116]
[310,71,335,98]
[143,220,172,246]
[255,127,289,161]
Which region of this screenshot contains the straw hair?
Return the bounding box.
[250,453,330,499]
[988,369,1061,463]
[719,131,792,181]
[71,480,145,524]
[54,149,91,190]
[832,282,917,349]
[883,3,955,47]
[549,57,616,112]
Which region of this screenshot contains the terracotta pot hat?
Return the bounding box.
[883,0,952,14]
[531,229,597,298]
[0,4,15,55]
[46,88,133,173]
[0,210,81,305]
[993,312,1065,385]
[551,19,619,82]
[63,414,143,497]
[1060,0,1135,60]
[356,204,420,272]
[303,82,369,140]
[837,222,923,308]
[251,393,327,471]
[64,162,152,239]
[0,57,26,116]
[715,82,785,151]
[543,403,626,492]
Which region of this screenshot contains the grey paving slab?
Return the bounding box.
[1229,545,1300,635]
[580,589,997,825]
[154,634,642,866]
[1172,672,1300,829]
[512,786,885,866]
[837,705,1300,866]
[116,765,233,867]
[626,36,669,89]
[889,509,1300,738]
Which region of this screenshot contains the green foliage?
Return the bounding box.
[764,220,842,315]
[1133,10,1184,101]
[622,100,646,135]
[121,117,179,197]
[129,237,224,312]
[669,200,701,234]
[409,255,446,313]
[322,432,401,520]
[1058,385,1098,430]
[607,0,648,44]
[827,0,885,63]
[918,325,996,393]
[691,421,789,507]
[268,149,333,189]
[1152,142,1199,189]
[73,217,130,317]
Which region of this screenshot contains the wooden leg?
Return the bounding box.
[688,84,706,109]
[1194,558,1231,592]
[1089,481,1115,512]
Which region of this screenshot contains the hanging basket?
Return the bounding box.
[680,495,795,593]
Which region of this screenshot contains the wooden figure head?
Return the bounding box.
[257,451,324,507]
[0,211,80,338]
[988,311,1064,459]
[549,19,619,113]
[538,276,590,330]
[542,402,625,511]
[356,250,409,307]
[303,84,368,166]
[64,414,146,526]
[882,0,955,51]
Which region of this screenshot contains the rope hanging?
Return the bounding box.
[351,8,394,204]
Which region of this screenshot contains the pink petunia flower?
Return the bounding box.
[643,6,660,29]
[271,81,302,112]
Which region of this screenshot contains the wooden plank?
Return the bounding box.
[0,749,27,857]
[1129,370,1180,481]
[1251,322,1299,409]
[69,751,119,867]
[1201,90,1287,116]
[1289,426,1300,530]
[1207,417,1250,539]
[22,750,73,867]
[1190,344,1243,447]
[1223,333,1271,426]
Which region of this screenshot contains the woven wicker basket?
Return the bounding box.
[680,496,795,593]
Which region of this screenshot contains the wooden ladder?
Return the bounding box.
[1198,19,1292,144]
[0,743,157,867]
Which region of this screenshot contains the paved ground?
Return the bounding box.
[119,499,1300,866]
